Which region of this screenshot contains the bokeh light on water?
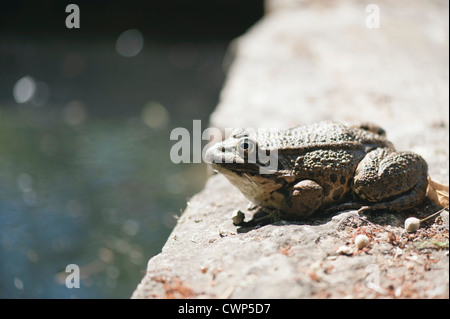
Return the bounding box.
[13,76,36,104]
[142,101,170,130]
[116,29,145,58]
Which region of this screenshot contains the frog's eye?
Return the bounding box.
[238,138,256,154]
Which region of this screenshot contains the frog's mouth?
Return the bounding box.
[210,161,260,174]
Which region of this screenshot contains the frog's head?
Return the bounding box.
[205,128,285,208]
[205,128,277,175]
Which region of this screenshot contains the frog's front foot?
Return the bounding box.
[237,207,281,229]
[281,180,324,219]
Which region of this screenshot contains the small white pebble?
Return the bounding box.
[355,234,370,249]
[405,217,420,233]
[394,286,402,298]
[336,245,353,256]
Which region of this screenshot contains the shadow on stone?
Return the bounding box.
[236,198,443,233]
[358,198,444,228]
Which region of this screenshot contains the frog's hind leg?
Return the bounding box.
[357,174,428,213]
[353,148,428,211]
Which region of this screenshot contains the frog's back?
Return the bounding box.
[256,121,390,152]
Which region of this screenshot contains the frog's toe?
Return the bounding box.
[357,205,372,213]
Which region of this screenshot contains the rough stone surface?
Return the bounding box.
[132,0,449,299]
[132,174,448,299]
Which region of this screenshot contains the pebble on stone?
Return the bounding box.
[336,245,353,256]
[355,234,370,249]
[405,217,420,233]
[231,210,245,225]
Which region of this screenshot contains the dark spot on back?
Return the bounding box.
[332,188,343,201]
[340,176,346,185]
[322,183,332,197]
[330,174,337,183]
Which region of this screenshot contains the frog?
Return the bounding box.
[205,121,428,219]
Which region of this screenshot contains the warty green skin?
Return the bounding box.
[205,121,428,220]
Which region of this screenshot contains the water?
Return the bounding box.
[0,37,223,298]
